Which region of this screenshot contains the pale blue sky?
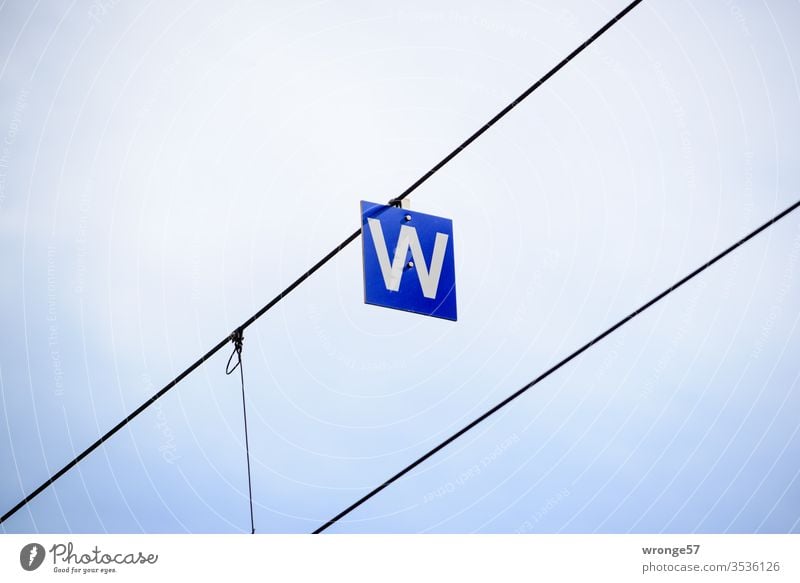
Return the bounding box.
[1,0,799,533]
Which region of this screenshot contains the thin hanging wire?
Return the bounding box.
[226,328,256,534]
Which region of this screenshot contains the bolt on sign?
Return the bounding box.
[360,200,457,321]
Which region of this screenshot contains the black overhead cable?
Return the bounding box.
[225,328,256,534]
[0,0,642,525]
[313,198,800,533]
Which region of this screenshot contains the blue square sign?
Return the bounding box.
[361,200,457,321]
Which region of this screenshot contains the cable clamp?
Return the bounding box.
[388,197,411,210]
[225,328,244,375]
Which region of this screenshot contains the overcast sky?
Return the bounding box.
[1,0,799,533]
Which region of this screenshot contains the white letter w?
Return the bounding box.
[367,218,449,299]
